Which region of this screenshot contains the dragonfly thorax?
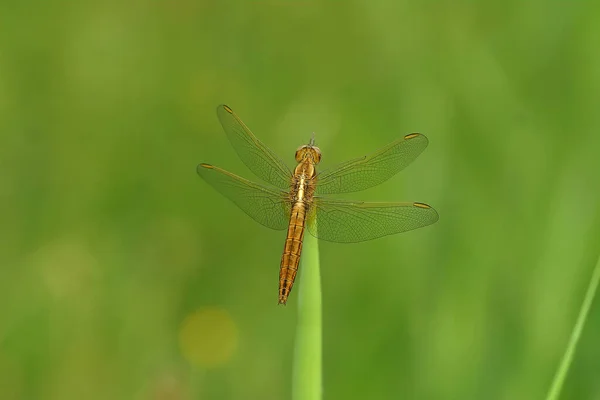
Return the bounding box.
[295,144,322,164]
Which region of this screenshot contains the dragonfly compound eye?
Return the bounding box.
[295,145,322,164]
[311,146,322,164]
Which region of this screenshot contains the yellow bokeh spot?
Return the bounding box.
[178,307,238,368]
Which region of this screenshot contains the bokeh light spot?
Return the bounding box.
[178,307,238,368]
[32,238,98,301]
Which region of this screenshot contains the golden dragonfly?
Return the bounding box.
[197,105,438,305]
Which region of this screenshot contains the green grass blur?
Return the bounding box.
[1,1,599,399]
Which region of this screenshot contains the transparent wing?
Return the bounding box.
[315,133,429,195]
[216,104,292,189]
[307,197,438,243]
[197,163,291,230]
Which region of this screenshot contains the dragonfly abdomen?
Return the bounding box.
[278,201,308,305]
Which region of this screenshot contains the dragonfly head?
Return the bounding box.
[295,136,321,164]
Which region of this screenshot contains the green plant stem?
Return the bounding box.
[545,254,600,400]
[292,232,322,400]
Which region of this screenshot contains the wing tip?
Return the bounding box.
[196,163,214,174]
[414,202,440,223]
[218,104,233,114]
[413,201,431,209]
[404,132,428,141]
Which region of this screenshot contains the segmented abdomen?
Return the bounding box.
[278,202,307,304]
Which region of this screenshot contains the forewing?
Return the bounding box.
[217,104,292,189]
[316,133,429,195]
[307,197,438,243]
[197,163,291,230]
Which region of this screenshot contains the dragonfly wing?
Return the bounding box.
[217,104,292,189]
[197,163,291,230]
[315,133,429,195]
[306,197,438,243]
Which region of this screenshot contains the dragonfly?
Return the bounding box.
[197,105,439,305]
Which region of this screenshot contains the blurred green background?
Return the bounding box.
[1,1,600,399]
